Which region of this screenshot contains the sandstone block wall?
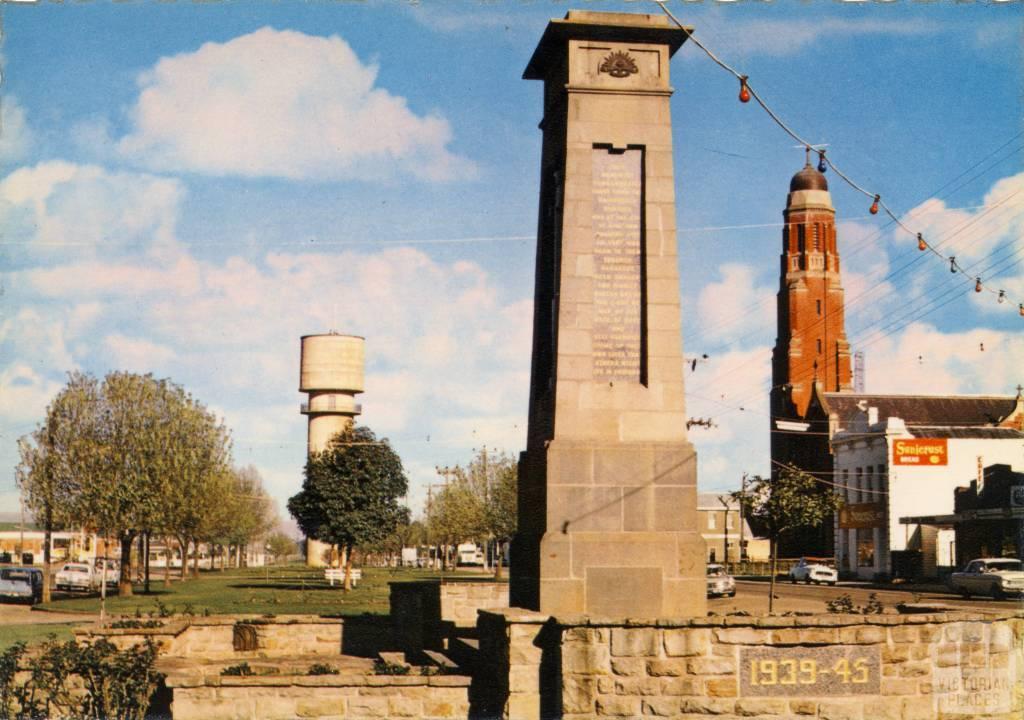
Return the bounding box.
[440,581,510,627]
[169,674,471,720]
[76,615,345,659]
[390,580,509,658]
[479,609,1024,720]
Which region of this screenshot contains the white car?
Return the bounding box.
[949,558,1024,600]
[788,558,837,586]
[55,562,94,592]
[706,564,736,597]
[92,558,121,588]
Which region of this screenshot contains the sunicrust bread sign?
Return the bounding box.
[893,438,948,465]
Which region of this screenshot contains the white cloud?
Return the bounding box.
[902,173,1024,264]
[4,223,531,516]
[0,96,34,162]
[863,323,1024,397]
[696,263,774,345]
[0,308,77,374]
[117,27,474,182]
[0,364,63,428]
[104,334,176,372]
[0,161,184,256]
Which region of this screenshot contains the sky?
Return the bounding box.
[1,0,1021,530]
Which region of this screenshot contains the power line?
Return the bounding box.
[654,0,1022,316]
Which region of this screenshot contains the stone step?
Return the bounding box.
[446,636,479,668]
[421,649,459,671]
[376,651,411,670]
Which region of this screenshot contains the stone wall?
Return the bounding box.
[390,580,508,658]
[76,615,344,659]
[169,674,471,720]
[479,609,1024,720]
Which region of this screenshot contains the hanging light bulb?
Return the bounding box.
[949,257,957,273]
[817,151,827,174]
[917,233,927,251]
[998,290,1006,304]
[869,195,880,215]
[975,278,983,293]
[738,76,751,103]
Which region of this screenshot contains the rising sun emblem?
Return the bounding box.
[599,51,639,79]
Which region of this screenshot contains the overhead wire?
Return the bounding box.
[653,0,1022,315]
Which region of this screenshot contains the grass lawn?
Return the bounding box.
[34,565,495,618]
[0,623,79,650]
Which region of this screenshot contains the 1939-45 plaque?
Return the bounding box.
[740,646,881,697]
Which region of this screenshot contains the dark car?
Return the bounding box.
[0,567,44,604]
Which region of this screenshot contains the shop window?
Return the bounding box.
[857,529,875,567]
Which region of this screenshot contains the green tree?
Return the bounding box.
[266,531,298,564]
[427,477,480,571]
[427,448,517,576]
[288,426,409,590]
[482,453,517,579]
[219,465,276,568]
[18,371,234,597]
[732,467,844,613]
[16,372,101,603]
[150,386,232,583]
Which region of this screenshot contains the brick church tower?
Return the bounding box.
[770,162,853,555]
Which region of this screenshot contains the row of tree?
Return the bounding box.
[16,371,276,600]
[426,447,517,577]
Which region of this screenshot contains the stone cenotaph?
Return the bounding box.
[511,11,706,618]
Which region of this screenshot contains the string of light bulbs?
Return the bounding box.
[653,0,1023,318]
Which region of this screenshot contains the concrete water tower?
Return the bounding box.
[300,333,365,454]
[299,333,364,567]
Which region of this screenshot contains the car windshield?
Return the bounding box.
[63,565,88,573]
[988,560,1022,572]
[707,566,725,576]
[1,569,31,581]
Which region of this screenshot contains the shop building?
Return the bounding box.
[827,392,1024,580]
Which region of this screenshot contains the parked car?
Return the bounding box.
[706,564,736,597]
[55,562,94,592]
[92,558,120,588]
[788,557,837,585]
[0,567,44,604]
[949,558,1024,600]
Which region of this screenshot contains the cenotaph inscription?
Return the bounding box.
[591,148,644,383]
[511,11,706,618]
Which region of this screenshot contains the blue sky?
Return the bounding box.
[1,0,1021,527]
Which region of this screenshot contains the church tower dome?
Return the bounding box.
[789,163,828,192]
[771,162,852,421]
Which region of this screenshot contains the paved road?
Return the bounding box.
[708,580,1023,615]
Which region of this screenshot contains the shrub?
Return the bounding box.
[307,664,339,676]
[372,659,409,676]
[221,662,253,677]
[826,592,886,614]
[109,619,165,629]
[0,638,162,720]
[826,594,855,613]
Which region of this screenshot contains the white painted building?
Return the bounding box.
[829,394,1024,579]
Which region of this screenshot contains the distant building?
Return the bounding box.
[900,464,1024,574]
[769,162,853,557]
[696,493,770,564]
[822,391,1024,579]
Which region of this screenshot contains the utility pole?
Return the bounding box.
[719,496,730,569]
[739,473,747,563]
